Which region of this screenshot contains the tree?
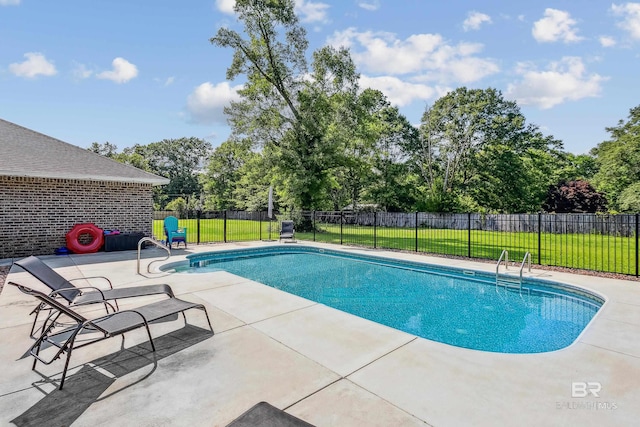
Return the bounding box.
[556,153,598,181]
[232,154,274,211]
[211,0,310,206]
[592,105,640,209]
[617,182,640,212]
[411,87,563,212]
[542,180,607,213]
[88,142,119,158]
[364,96,420,211]
[145,137,212,202]
[164,197,188,217]
[211,1,360,212]
[202,139,255,210]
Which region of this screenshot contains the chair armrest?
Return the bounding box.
[50,286,118,312]
[50,285,106,299]
[68,276,114,289]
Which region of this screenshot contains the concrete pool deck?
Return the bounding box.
[0,241,639,426]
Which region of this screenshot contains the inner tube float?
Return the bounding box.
[66,223,104,254]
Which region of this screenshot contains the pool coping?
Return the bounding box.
[1,241,639,426]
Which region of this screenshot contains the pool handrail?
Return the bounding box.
[137,237,171,275]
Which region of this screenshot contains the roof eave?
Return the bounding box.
[0,171,170,186]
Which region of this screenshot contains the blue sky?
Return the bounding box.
[1,1,639,154]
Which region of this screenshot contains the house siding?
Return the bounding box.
[0,176,154,258]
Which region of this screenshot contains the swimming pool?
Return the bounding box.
[175,246,603,353]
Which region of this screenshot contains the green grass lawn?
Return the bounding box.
[153,219,638,275]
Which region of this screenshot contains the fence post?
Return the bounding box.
[223,210,227,243]
[259,211,262,241]
[468,212,471,258]
[538,213,542,265]
[415,212,418,252]
[197,209,201,245]
[313,211,316,242]
[340,211,344,245]
[374,211,377,249]
[636,214,640,277]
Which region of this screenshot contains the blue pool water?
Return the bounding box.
[177,247,603,353]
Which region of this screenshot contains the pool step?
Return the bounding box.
[496,274,521,289]
[495,250,531,293]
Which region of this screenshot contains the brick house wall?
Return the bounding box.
[0,176,155,259]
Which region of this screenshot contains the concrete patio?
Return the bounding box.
[0,241,639,426]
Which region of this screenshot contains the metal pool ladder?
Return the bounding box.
[137,237,171,275]
[496,250,531,292]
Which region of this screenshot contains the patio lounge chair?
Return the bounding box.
[14,255,175,338]
[164,216,187,248]
[9,282,213,390]
[279,220,296,243]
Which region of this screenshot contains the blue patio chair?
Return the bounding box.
[164,216,187,248]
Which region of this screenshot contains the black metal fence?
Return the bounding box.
[154,210,639,277]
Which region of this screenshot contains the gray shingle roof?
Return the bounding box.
[0,118,169,185]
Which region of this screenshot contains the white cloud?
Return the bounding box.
[599,35,617,47]
[154,76,175,86]
[295,0,330,23]
[96,57,138,84]
[9,52,57,78]
[0,0,20,5]
[357,0,380,11]
[463,11,492,31]
[216,0,235,14]
[612,3,640,39]
[327,28,499,84]
[72,63,93,80]
[186,81,242,124]
[506,57,606,109]
[359,75,448,107]
[532,8,583,43]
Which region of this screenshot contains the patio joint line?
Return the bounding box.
[344,336,418,378]
[580,342,640,359]
[246,302,319,326]
[598,316,640,328]
[340,378,436,427]
[0,386,41,399]
[282,377,343,412]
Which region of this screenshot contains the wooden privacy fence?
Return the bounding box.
[153,210,640,277]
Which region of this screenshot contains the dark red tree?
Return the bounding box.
[543,180,608,213]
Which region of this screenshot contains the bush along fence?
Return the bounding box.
[153,210,640,277]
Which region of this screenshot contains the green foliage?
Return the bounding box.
[617,182,640,212]
[592,105,640,209]
[88,142,119,158]
[88,138,212,208]
[143,137,212,199]
[412,87,563,213]
[211,1,370,210]
[202,139,255,210]
[165,197,188,216]
[233,154,275,211]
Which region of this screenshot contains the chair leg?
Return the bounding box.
[200,306,214,333]
[31,339,42,370]
[142,323,156,352]
[58,328,83,390]
[59,347,73,390]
